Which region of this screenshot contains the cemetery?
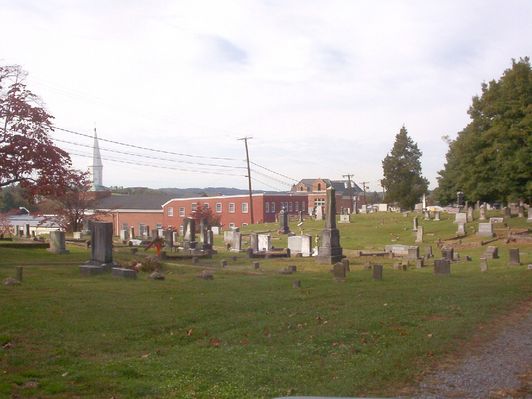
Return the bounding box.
[0,205,530,398]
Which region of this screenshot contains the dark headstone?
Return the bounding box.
[441,247,454,261]
[509,248,520,265]
[292,280,301,288]
[192,257,199,264]
[48,231,69,254]
[434,259,451,275]
[316,186,343,264]
[288,265,297,273]
[221,260,228,268]
[484,246,499,259]
[341,258,350,272]
[278,207,290,234]
[372,264,383,280]
[91,222,113,265]
[416,258,424,268]
[79,265,105,276]
[253,261,260,270]
[331,262,346,281]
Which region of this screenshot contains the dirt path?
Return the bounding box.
[412,301,532,398]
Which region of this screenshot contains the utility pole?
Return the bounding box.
[360,181,369,205]
[342,174,354,214]
[238,137,254,224]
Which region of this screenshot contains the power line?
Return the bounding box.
[52,138,245,170]
[250,169,293,186]
[66,150,244,177]
[53,126,239,161]
[250,176,286,192]
[250,161,297,183]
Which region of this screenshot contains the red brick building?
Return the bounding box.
[162,193,308,232]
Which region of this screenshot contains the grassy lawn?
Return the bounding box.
[0,212,530,398]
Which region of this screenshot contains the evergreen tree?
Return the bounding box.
[436,57,532,204]
[381,126,429,209]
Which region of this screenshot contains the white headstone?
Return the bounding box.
[257,234,272,251]
[455,213,467,224]
[477,223,494,237]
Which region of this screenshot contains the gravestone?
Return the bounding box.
[25,224,30,238]
[504,207,511,218]
[426,245,433,258]
[300,234,312,257]
[454,213,467,224]
[48,231,69,254]
[339,214,350,223]
[407,246,419,260]
[91,222,113,266]
[223,230,235,245]
[416,258,424,268]
[489,217,504,224]
[220,259,227,268]
[415,226,424,243]
[479,205,487,221]
[278,207,290,234]
[292,280,301,288]
[434,211,441,221]
[517,206,524,218]
[79,265,105,276]
[129,226,135,239]
[480,257,488,272]
[509,248,520,266]
[112,267,137,279]
[288,265,297,273]
[199,219,211,250]
[211,226,221,235]
[477,223,494,237]
[316,186,343,264]
[467,207,474,222]
[258,234,272,251]
[456,222,466,237]
[423,211,430,220]
[163,230,173,251]
[145,226,150,238]
[73,231,82,239]
[385,244,410,257]
[315,206,324,221]
[231,232,242,252]
[288,235,303,256]
[341,258,350,272]
[331,262,346,281]
[484,246,498,259]
[434,259,451,275]
[119,229,129,241]
[412,216,418,232]
[441,247,454,261]
[151,229,158,238]
[252,261,260,270]
[372,264,383,280]
[249,233,259,253]
[298,211,304,223]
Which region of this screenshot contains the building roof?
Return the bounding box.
[293,178,363,195]
[95,193,175,211]
[7,214,60,228]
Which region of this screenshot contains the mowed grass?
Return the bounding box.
[0,212,530,398]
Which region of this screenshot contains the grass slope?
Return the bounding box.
[0,211,530,398]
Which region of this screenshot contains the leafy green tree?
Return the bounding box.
[436,57,532,204]
[381,126,429,209]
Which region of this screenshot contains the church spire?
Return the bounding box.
[89,128,104,191]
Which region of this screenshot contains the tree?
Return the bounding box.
[190,203,221,227]
[0,65,72,196]
[38,170,96,232]
[381,126,429,209]
[435,57,532,204]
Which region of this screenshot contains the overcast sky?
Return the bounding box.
[1,0,531,192]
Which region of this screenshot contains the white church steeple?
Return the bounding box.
[89,128,104,191]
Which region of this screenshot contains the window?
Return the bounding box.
[314,198,325,206]
[167,207,173,217]
[288,202,293,212]
[271,202,276,213]
[203,203,209,209]
[302,202,306,211]
[179,207,185,217]
[229,203,236,213]
[242,202,249,213]
[139,224,147,237]
[295,202,299,211]
[121,223,128,230]
[216,202,222,213]
[191,203,197,211]
[242,223,248,227]
[229,222,236,229]
[179,225,184,234]
[317,183,321,191]
[156,224,162,229]
[265,202,270,214]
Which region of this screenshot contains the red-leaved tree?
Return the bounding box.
[1,65,72,196]
[38,170,96,232]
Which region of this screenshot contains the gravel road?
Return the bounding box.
[413,306,532,398]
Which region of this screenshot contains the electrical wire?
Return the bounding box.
[53,126,239,161]
[52,138,245,170]
[250,161,298,183]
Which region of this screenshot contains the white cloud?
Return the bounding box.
[1,0,531,192]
